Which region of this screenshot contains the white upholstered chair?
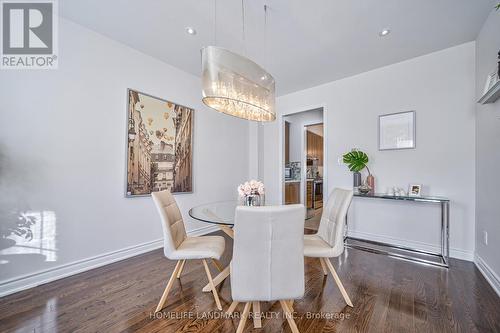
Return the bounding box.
[304,188,354,307]
[227,205,305,333]
[152,190,225,312]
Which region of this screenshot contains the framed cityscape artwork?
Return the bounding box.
[125,89,194,196]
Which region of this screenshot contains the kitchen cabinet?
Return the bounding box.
[307,130,323,166]
[306,180,314,209]
[285,182,300,204]
[285,121,290,164]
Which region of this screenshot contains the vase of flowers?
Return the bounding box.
[238,180,265,206]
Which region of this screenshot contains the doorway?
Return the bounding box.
[304,123,324,229]
[282,108,325,231]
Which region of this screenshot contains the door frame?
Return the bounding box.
[279,104,328,207]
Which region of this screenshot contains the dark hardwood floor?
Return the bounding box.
[1,231,499,332]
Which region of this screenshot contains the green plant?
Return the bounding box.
[342,150,371,174]
[496,2,500,10]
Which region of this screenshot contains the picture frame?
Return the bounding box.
[378,111,416,151]
[125,89,194,197]
[408,184,422,197]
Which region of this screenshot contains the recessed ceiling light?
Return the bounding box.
[185,27,197,35]
[379,29,391,37]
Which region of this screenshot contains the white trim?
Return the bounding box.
[186,224,219,237]
[474,254,500,297]
[0,224,219,298]
[347,229,474,261]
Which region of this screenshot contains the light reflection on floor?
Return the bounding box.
[12,297,58,333]
[0,210,57,263]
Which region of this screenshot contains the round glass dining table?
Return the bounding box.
[189,200,238,227]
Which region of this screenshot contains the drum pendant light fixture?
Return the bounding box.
[201,2,276,122]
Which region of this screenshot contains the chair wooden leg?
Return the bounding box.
[279,300,299,333]
[287,299,294,312]
[211,258,223,272]
[219,225,234,238]
[252,301,262,328]
[319,258,328,275]
[324,258,353,307]
[202,259,223,310]
[155,260,182,313]
[227,301,239,314]
[202,265,230,292]
[236,302,251,333]
[176,259,186,279]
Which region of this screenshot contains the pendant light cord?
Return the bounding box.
[264,4,268,68]
[214,0,217,45]
[242,0,246,54]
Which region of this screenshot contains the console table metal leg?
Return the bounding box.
[441,202,445,264]
[440,201,450,267]
[444,201,450,266]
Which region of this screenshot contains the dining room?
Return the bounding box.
[1,1,500,332]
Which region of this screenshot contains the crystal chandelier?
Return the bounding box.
[201,46,275,122]
[201,2,275,122]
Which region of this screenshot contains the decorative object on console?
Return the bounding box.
[201,3,275,122]
[358,182,371,195]
[126,89,194,196]
[395,187,407,196]
[238,180,265,206]
[353,171,362,188]
[483,70,499,95]
[342,149,374,191]
[408,184,422,197]
[478,60,500,104]
[387,187,407,196]
[379,111,416,150]
[366,174,375,193]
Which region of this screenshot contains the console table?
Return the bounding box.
[344,193,450,268]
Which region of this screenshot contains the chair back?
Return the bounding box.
[317,188,353,257]
[231,204,305,302]
[151,190,187,259]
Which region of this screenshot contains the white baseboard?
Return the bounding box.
[187,224,219,237]
[474,254,500,297]
[0,224,220,298]
[347,230,474,261]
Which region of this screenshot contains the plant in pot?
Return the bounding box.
[342,149,375,192]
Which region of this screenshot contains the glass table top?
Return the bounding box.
[354,192,449,202]
[189,201,239,226]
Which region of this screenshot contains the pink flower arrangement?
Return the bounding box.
[237,180,265,197]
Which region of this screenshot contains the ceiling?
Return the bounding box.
[60,0,495,96]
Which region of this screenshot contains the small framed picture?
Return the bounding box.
[379,111,416,150]
[408,184,421,197]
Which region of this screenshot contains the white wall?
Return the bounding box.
[261,42,476,260]
[0,19,249,293]
[475,9,500,293]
